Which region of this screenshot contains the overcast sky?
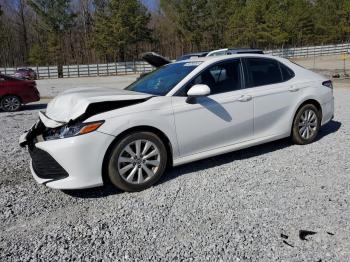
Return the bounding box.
[4,0,160,12]
[141,0,159,12]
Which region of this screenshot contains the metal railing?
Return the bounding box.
[1,43,349,79]
[0,61,154,79]
[0,66,58,79]
[62,61,154,78]
[265,43,350,58]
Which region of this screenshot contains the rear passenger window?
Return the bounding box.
[280,63,295,81]
[245,58,283,87]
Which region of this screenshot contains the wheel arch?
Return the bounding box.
[0,94,23,103]
[101,125,174,185]
[290,98,323,135]
[296,98,322,118]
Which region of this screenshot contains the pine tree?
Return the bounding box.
[28,44,47,65]
[28,0,76,76]
[338,0,350,42]
[92,0,152,61]
[160,0,209,52]
[205,0,233,49]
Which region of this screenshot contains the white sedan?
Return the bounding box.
[20,54,334,192]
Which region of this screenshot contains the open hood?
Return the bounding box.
[142,52,171,68]
[42,87,153,127]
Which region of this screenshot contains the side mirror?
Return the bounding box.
[186,84,211,104]
[187,84,211,97]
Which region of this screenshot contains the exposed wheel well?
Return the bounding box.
[101,126,174,185]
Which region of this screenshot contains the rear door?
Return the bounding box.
[2,75,28,101]
[0,75,8,97]
[242,57,298,138]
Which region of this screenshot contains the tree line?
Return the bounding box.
[0,0,349,68]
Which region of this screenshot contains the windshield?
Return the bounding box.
[126,62,201,95]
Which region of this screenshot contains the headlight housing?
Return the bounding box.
[44,121,104,140]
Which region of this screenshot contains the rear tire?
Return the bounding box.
[1,95,21,112]
[292,104,321,145]
[107,132,168,192]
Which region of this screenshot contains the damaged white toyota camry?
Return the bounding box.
[20,54,334,192]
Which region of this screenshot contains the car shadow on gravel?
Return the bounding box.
[62,120,341,198]
[62,184,121,198]
[0,103,47,113]
[21,103,47,111]
[163,120,342,183]
[316,120,342,141]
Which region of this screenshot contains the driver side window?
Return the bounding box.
[178,60,242,96]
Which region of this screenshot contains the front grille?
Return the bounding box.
[29,146,69,180]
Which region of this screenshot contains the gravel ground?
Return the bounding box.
[293,55,350,71]
[0,83,349,261]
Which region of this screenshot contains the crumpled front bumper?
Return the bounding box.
[20,121,115,190]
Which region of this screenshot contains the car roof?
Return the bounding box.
[227,48,263,53]
[17,68,33,71]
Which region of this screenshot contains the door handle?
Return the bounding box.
[289,86,300,92]
[238,95,252,102]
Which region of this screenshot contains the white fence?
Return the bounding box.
[0,61,154,79]
[1,43,349,79]
[265,42,350,58]
[62,61,154,78]
[0,66,58,79]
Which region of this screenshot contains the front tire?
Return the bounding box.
[1,95,21,112]
[107,132,168,192]
[292,104,321,145]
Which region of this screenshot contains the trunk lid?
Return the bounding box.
[142,52,171,68]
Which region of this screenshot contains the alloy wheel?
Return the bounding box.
[117,139,161,184]
[298,109,318,140]
[2,96,21,112]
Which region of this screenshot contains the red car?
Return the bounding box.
[0,74,40,112]
[14,68,38,80]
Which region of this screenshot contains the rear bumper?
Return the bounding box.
[321,96,334,126]
[22,92,40,104]
[26,131,115,190]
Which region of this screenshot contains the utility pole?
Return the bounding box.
[341,53,349,77]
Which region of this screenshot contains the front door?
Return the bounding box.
[172,59,254,157]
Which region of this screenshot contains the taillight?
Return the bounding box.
[322,80,333,89]
[28,81,36,88]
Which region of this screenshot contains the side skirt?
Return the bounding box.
[172,133,289,167]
